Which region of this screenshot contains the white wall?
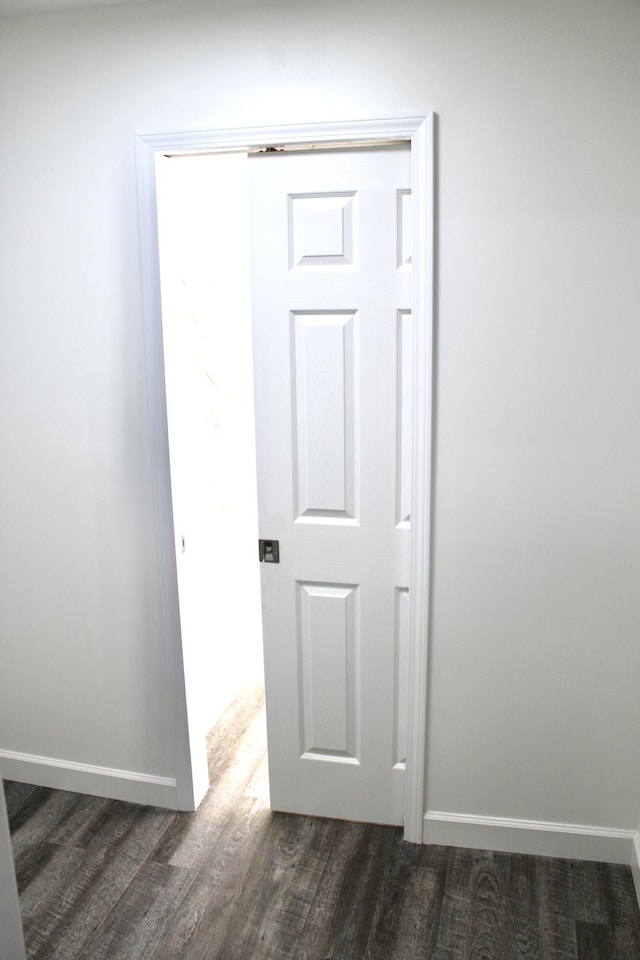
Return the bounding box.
[0,0,638,847]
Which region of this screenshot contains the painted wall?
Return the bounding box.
[0,0,638,839]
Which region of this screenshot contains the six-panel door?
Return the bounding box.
[250,146,412,825]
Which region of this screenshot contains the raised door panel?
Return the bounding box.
[289,192,357,269]
[292,312,359,522]
[298,582,359,760]
[397,309,413,526]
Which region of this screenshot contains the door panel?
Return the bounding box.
[250,146,411,825]
[292,310,358,520]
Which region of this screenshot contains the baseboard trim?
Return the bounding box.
[631,832,640,909]
[0,749,178,809]
[424,810,635,864]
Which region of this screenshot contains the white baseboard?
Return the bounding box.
[424,810,635,865]
[631,832,640,910]
[0,749,178,809]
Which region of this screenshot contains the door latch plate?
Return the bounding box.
[259,539,280,563]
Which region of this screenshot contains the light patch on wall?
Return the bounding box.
[0,0,146,16]
[155,150,264,739]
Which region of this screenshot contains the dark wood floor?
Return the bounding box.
[5,683,640,959]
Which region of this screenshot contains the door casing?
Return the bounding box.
[135,115,435,844]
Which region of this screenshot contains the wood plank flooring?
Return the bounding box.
[5,682,640,959]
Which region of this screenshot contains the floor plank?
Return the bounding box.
[505,854,542,959]
[537,855,579,960]
[464,852,508,959]
[26,851,143,960]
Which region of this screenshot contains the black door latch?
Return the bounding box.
[259,540,280,563]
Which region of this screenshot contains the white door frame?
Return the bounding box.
[135,115,434,844]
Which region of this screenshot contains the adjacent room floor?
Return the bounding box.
[5,683,640,959]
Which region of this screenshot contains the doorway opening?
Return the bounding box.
[155,150,266,798]
[136,116,434,843]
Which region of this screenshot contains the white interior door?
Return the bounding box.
[250,145,412,825]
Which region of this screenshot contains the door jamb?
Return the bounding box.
[135,115,434,842]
